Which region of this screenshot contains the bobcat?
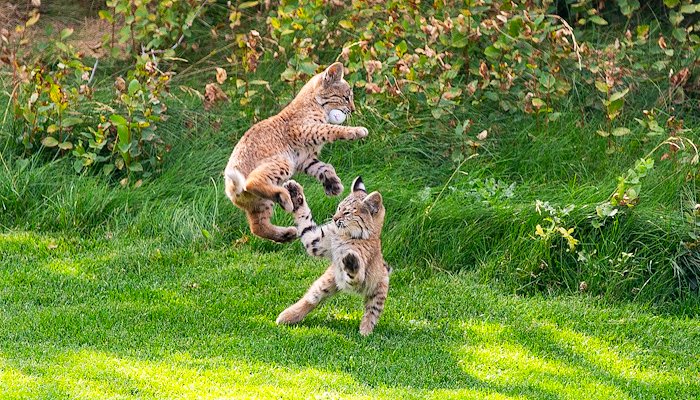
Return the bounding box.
[224,62,368,243]
[276,177,390,336]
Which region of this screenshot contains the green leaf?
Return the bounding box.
[58,141,74,150]
[46,124,59,134]
[61,116,83,127]
[596,130,610,137]
[609,88,629,102]
[595,81,609,93]
[507,18,524,37]
[547,112,562,122]
[672,28,687,43]
[118,142,132,154]
[60,28,74,40]
[663,0,679,7]
[680,4,699,14]
[484,46,500,59]
[396,40,408,55]
[450,32,468,48]
[98,10,114,23]
[612,127,631,137]
[238,1,259,9]
[73,159,84,173]
[538,73,556,90]
[617,0,640,17]
[606,98,624,120]
[110,114,128,126]
[102,163,114,175]
[128,79,141,96]
[129,161,143,172]
[589,15,608,25]
[532,98,546,108]
[116,124,129,147]
[339,20,353,29]
[41,137,59,147]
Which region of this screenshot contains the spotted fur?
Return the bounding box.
[276,177,390,336]
[224,62,367,243]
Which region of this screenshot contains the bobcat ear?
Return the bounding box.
[363,191,383,215]
[352,176,366,193]
[323,62,344,86]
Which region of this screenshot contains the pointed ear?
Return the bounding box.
[363,191,383,215]
[352,176,366,193]
[323,62,344,86]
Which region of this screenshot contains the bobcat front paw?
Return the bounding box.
[275,190,294,213]
[282,180,306,211]
[354,127,369,139]
[276,306,304,325]
[359,321,375,336]
[323,176,344,196]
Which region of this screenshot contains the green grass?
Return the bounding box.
[1,231,699,399]
[2,17,700,397]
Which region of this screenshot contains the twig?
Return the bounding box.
[1,83,18,132]
[175,41,238,81]
[546,14,582,70]
[88,58,99,86]
[140,1,208,56]
[424,154,478,216]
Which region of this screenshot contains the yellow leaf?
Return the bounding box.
[25,12,40,28]
[535,224,546,238]
[215,67,227,84]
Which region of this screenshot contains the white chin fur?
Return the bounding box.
[328,109,347,125]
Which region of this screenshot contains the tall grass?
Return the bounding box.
[1,59,698,303]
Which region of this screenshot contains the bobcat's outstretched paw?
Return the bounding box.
[275,190,295,213]
[276,306,305,325]
[278,227,298,243]
[359,322,374,336]
[282,180,305,211]
[323,176,344,197]
[354,127,369,139]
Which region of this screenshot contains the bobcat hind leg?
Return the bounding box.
[246,199,297,243]
[245,156,295,212]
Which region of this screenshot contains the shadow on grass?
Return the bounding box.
[1,232,699,399]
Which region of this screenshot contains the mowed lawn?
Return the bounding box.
[1,231,699,399]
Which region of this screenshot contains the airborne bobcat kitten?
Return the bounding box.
[277,177,390,336]
[224,62,368,243]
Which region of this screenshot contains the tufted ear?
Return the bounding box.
[363,191,383,215]
[323,62,344,87]
[352,176,366,193]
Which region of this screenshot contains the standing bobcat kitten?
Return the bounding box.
[277,177,390,336]
[224,62,368,243]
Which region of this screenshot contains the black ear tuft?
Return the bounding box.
[352,176,366,192]
[323,62,344,86]
[363,192,383,215]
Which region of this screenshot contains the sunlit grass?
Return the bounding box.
[1,231,699,399]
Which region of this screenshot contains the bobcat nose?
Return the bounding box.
[348,102,355,113]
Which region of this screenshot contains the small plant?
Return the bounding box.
[4,12,92,155]
[100,0,209,57]
[74,55,171,178]
[534,200,579,252]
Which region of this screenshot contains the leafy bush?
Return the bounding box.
[1,10,173,181]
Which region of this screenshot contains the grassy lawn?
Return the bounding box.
[1,230,699,399]
[2,3,700,397]
[1,82,699,398]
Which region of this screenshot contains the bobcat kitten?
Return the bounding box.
[224,62,368,243]
[277,177,390,336]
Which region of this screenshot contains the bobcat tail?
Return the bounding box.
[224,168,246,201]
